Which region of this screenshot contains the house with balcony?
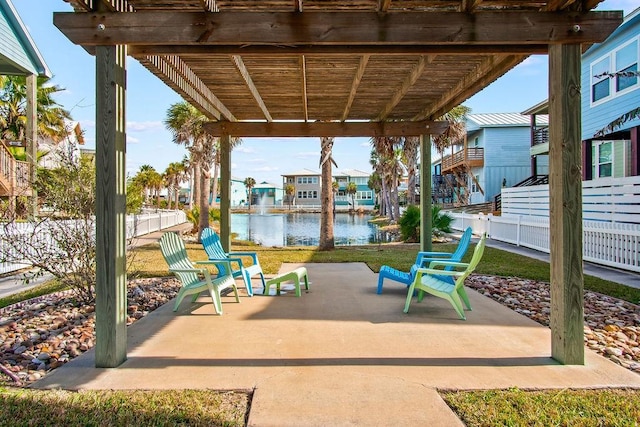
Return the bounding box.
[522,8,640,182]
[506,8,640,224]
[281,168,321,207]
[433,113,535,206]
[0,0,51,212]
[334,169,374,210]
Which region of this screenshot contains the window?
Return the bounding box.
[616,40,638,92]
[296,176,318,184]
[591,57,610,103]
[471,175,480,193]
[594,141,613,178]
[356,191,372,200]
[591,37,639,104]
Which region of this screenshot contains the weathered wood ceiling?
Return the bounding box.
[57,0,622,130]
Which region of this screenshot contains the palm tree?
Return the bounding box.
[402,136,420,206]
[164,102,212,238]
[370,137,403,221]
[319,136,336,251]
[134,164,156,204]
[284,183,295,210]
[0,75,70,144]
[244,177,256,211]
[163,161,186,209]
[432,105,470,154]
[346,181,357,210]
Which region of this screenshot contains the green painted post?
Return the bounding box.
[220,134,231,253]
[420,134,432,252]
[95,45,128,368]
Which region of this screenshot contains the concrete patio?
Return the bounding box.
[33,263,640,426]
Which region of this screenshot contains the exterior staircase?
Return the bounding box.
[0,142,32,198]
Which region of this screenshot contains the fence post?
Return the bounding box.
[487,213,492,238]
[516,215,521,246]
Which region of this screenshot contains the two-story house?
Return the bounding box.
[582,7,640,180]
[433,113,537,206]
[281,169,321,207]
[0,0,50,213]
[250,181,284,207]
[334,169,374,210]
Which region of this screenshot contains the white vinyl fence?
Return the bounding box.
[450,212,640,273]
[501,175,640,223]
[0,210,187,275]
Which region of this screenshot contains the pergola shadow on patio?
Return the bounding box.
[33,263,640,425]
[53,0,624,369]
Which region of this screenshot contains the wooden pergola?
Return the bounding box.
[54,0,622,368]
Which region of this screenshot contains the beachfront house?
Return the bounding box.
[250,181,283,207]
[433,113,536,207]
[334,169,375,210]
[282,169,321,207]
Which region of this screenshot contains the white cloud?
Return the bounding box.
[295,151,318,159]
[235,146,256,153]
[254,166,280,172]
[127,135,140,144]
[126,121,164,132]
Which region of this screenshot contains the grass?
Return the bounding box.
[0,387,250,427]
[441,388,640,427]
[3,239,639,425]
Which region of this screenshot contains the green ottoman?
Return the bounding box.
[264,267,309,297]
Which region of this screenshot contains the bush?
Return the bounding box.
[398,205,455,242]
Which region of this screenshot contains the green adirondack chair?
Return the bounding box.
[159,232,239,314]
[403,233,487,320]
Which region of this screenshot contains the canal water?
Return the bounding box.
[231,212,390,247]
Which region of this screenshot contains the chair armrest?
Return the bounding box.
[201,257,245,267]
[427,260,470,270]
[228,251,259,263]
[417,251,453,257]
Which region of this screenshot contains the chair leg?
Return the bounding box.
[242,269,254,297]
[376,273,385,294]
[403,283,417,313]
[231,283,240,303]
[457,286,472,311]
[447,293,466,320]
[173,289,188,311]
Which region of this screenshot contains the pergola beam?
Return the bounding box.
[342,54,370,121]
[54,11,622,46]
[129,45,551,56]
[376,55,428,121]
[204,120,447,137]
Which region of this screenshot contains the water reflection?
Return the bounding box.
[231,212,391,247]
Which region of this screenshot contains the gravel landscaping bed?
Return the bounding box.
[1,274,639,387]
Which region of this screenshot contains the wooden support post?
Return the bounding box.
[219,135,231,253]
[548,43,584,365]
[420,134,432,252]
[95,45,128,368]
[25,74,37,219]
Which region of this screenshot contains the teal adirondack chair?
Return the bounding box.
[200,227,266,297]
[377,227,473,294]
[403,233,487,320]
[159,232,239,314]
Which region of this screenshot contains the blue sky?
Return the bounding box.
[13,0,638,185]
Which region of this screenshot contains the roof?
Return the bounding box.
[282,168,320,177]
[0,0,50,77]
[337,169,371,178]
[467,113,531,128]
[55,1,622,130]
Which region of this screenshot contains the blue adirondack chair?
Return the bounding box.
[201,227,266,297]
[404,233,487,320]
[376,227,473,294]
[159,232,239,314]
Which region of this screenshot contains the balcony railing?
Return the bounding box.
[532,126,549,146]
[0,142,32,197]
[441,147,484,172]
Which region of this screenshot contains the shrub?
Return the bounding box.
[398,205,455,242]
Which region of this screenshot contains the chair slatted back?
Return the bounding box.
[453,233,486,290]
[159,232,201,287]
[201,228,231,276]
[452,227,473,259]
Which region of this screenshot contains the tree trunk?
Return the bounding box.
[192,164,200,210]
[210,162,219,208]
[198,169,210,241]
[319,136,335,251]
